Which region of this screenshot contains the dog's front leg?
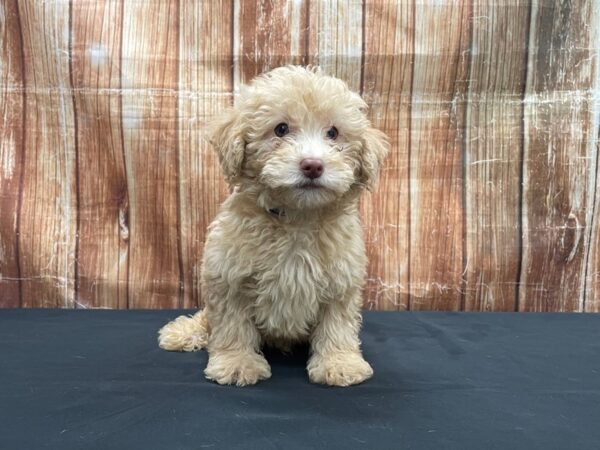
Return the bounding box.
[204,303,271,387]
[307,292,373,387]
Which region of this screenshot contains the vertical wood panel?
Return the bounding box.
[235,0,308,85]
[308,0,362,91]
[520,0,597,311]
[586,140,600,311]
[583,4,600,313]
[0,0,24,306]
[71,0,127,308]
[121,1,180,308]
[360,1,413,310]
[18,0,77,307]
[409,1,471,310]
[178,0,231,308]
[464,1,530,311]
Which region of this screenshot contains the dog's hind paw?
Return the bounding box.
[158,312,209,352]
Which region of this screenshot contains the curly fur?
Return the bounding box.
[158,66,388,387]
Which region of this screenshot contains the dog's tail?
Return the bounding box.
[158,309,210,352]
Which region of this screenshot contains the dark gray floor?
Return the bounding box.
[1,310,599,449]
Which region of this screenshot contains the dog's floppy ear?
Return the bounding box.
[207,108,245,183]
[360,127,390,191]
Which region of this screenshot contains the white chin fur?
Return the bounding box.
[257,184,340,210]
[291,186,338,208]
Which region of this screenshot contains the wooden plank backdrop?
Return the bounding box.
[0,0,599,311]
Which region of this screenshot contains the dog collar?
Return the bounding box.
[268,207,286,218]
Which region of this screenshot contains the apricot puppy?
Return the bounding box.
[158,66,388,386]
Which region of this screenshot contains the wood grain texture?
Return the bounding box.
[17,0,77,308]
[308,0,362,92]
[360,1,413,310]
[519,0,598,311]
[587,140,600,311]
[0,1,599,311]
[583,4,600,312]
[121,1,181,308]
[464,0,530,311]
[178,0,231,308]
[409,1,471,311]
[0,0,24,307]
[70,0,128,308]
[235,0,308,85]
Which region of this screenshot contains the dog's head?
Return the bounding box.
[209,66,389,210]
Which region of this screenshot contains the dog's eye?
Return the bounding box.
[326,126,339,140]
[274,123,289,137]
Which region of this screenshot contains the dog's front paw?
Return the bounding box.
[205,350,271,386]
[307,352,373,387]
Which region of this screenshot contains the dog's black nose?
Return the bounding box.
[300,158,324,179]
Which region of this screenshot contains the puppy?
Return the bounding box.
[158,66,388,386]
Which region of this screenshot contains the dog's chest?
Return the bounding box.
[246,226,350,341]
